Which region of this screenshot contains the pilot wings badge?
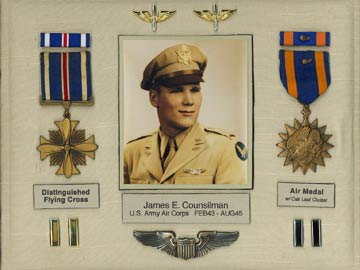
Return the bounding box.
[133,230,239,260]
[133,4,176,32]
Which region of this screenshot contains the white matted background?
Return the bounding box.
[1,0,359,270]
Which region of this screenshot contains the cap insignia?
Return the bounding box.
[176,45,192,65]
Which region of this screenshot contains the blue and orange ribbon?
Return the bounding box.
[279,50,331,105]
[280,32,330,46]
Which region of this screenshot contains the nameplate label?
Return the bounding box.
[122,193,250,224]
[277,182,335,208]
[33,184,100,209]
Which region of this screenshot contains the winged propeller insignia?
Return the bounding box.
[193,3,237,31]
[133,230,239,260]
[133,4,176,32]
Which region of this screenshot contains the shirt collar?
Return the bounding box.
[158,126,193,159]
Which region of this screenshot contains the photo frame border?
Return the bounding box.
[118,34,254,190]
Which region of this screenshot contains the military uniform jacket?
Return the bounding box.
[124,122,247,185]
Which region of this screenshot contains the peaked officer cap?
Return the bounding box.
[141,44,207,90]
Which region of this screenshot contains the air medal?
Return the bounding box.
[277,49,333,174]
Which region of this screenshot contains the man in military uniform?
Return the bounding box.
[124,44,247,184]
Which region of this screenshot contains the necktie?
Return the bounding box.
[162,138,177,170]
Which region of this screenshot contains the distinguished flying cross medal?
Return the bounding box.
[277,49,333,174]
[37,49,98,178]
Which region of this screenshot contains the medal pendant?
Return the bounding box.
[277,105,333,174]
[37,102,98,178]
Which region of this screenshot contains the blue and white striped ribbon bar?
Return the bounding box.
[40,33,90,48]
[40,52,92,103]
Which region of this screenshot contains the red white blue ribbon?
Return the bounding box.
[40,33,90,48]
[40,52,92,102]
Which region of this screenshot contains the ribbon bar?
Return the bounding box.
[40,33,90,48]
[279,50,331,105]
[280,32,330,46]
[40,52,92,103]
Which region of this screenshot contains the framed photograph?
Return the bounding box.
[118,35,254,189]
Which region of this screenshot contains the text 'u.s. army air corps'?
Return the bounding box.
[122,193,250,223]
